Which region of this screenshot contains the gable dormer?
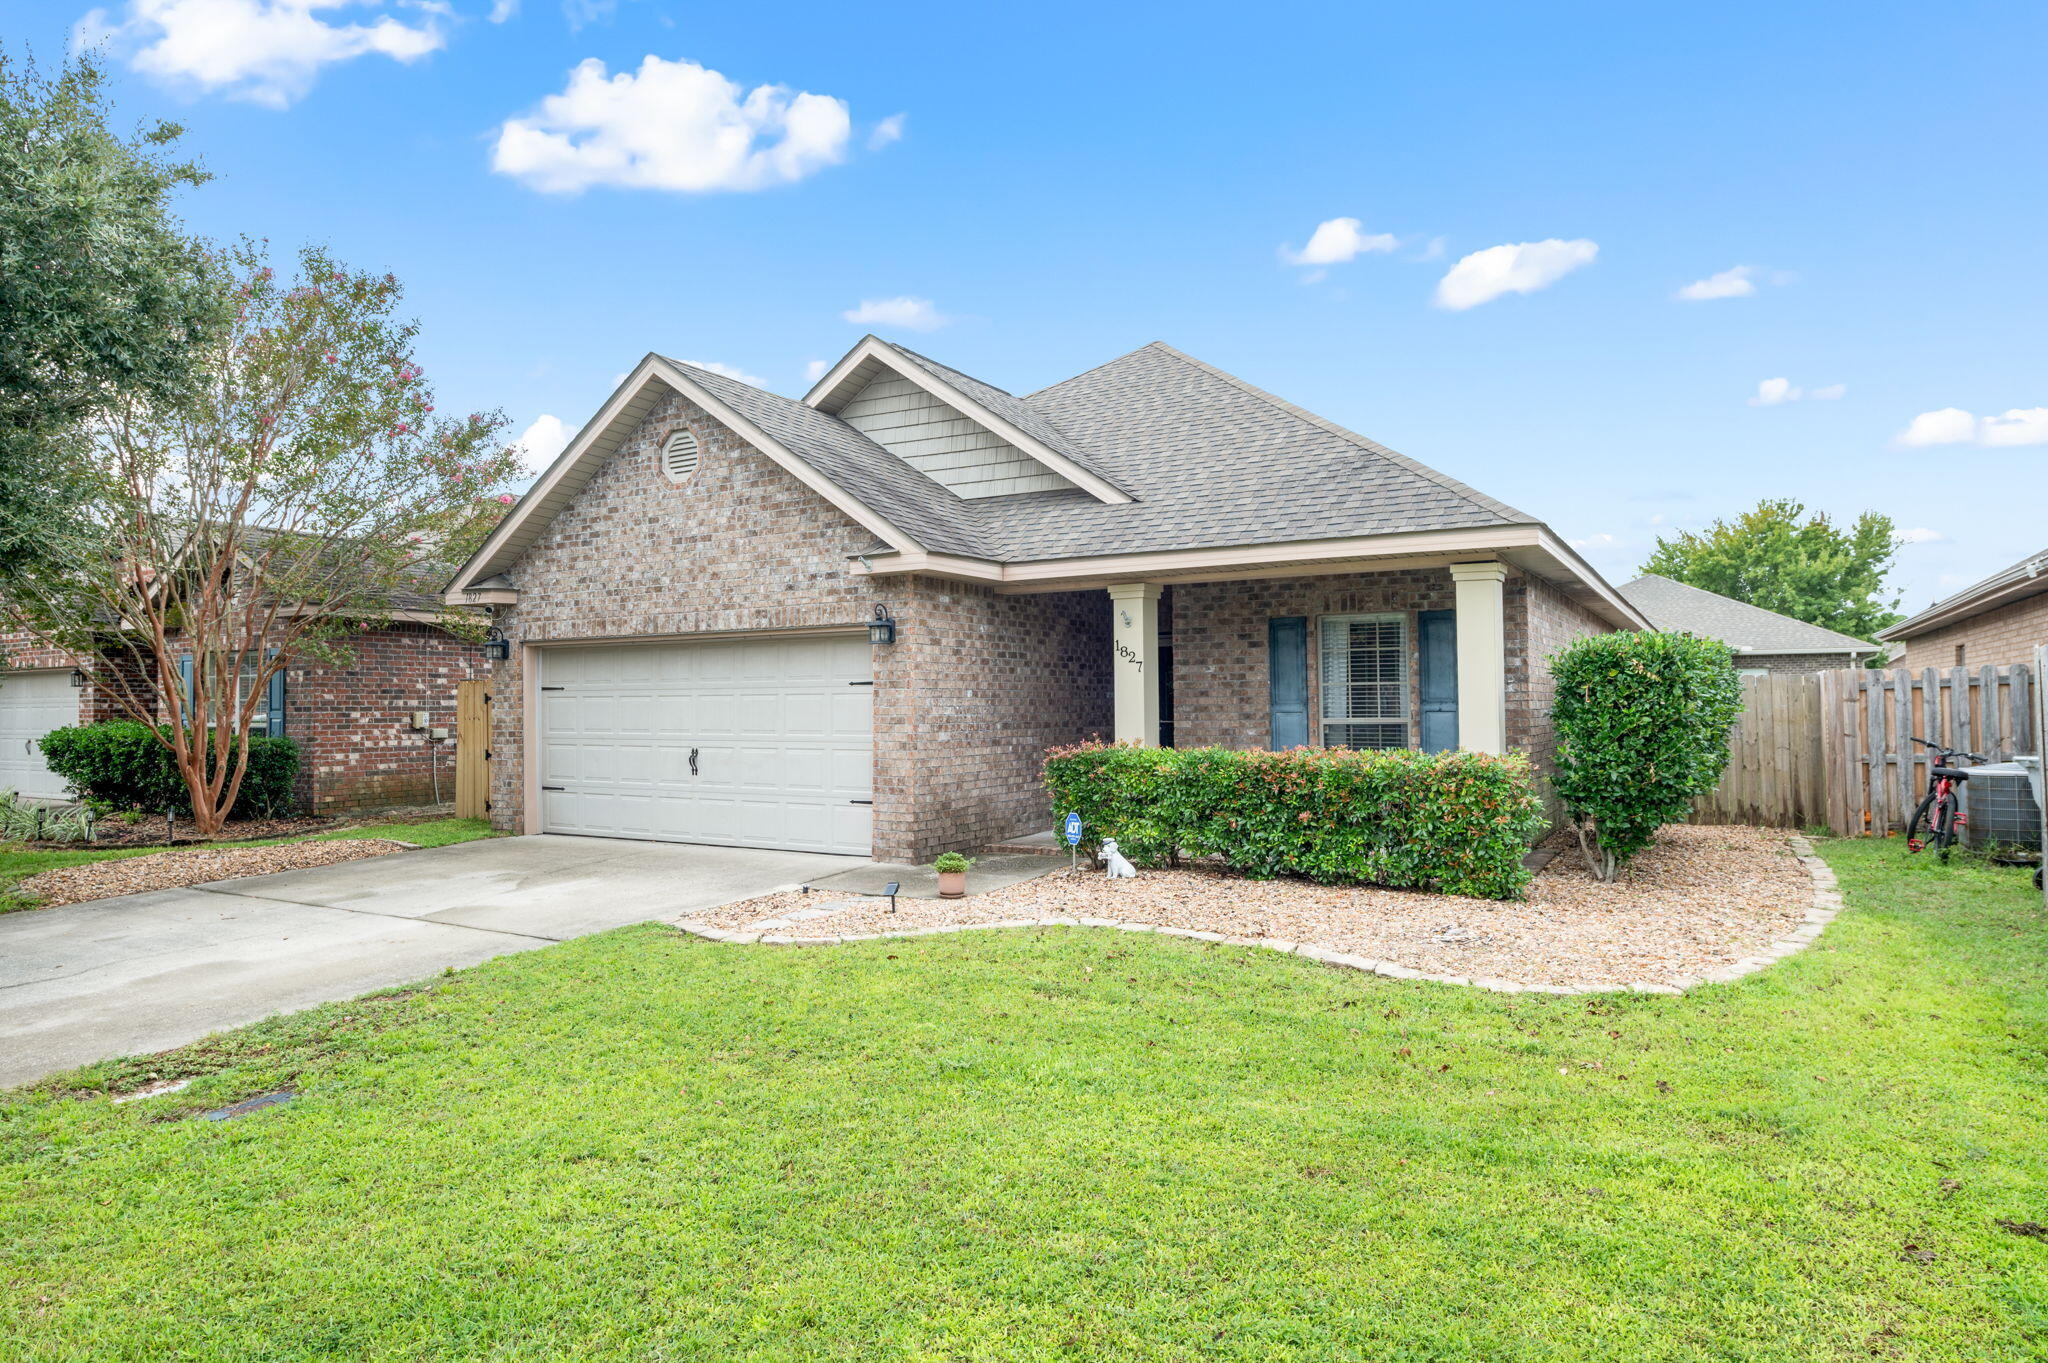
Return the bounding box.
[807,338,1133,505]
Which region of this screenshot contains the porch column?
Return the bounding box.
[1106,582,1162,745]
[1448,561,1509,754]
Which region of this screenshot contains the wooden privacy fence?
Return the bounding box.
[1822,665,2035,837]
[455,679,491,820]
[1692,674,1827,829]
[1691,665,2038,834]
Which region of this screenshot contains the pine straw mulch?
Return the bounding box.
[695,824,1813,990]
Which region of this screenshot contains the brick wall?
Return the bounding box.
[1892,590,2048,672]
[1170,569,1456,750]
[1733,651,1863,677]
[485,385,1110,862]
[283,623,479,813]
[1506,573,1615,789]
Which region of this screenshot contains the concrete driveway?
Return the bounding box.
[0,835,861,1087]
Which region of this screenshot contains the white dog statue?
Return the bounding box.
[1100,838,1139,879]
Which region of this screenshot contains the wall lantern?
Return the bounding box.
[69,668,88,688]
[482,627,511,662]
[867,605,897,646]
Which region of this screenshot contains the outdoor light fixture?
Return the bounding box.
[867,605,896,646]
[68,668,87,688]
[482,627,511,662]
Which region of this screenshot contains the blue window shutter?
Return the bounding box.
[265,650,285,737]
[178,655,195,722]
[1418,609,1459,753]
[1268,617,1309,749]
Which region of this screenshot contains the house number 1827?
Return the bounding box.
[1115,640,1143,671]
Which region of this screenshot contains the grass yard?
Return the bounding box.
[0,816,500,913]
[3,837,2043,1360]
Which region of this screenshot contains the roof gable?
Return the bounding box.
[1619,574,1874,653]
[835,368,1075,499]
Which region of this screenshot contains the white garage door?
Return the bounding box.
[0,669,80,801]
[538,634,873,855]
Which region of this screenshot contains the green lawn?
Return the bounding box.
[3,838,2042,1360]
[0,816,500,913]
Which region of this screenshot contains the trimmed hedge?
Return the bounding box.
[38,721,302,818]
[1044,743,1545,900]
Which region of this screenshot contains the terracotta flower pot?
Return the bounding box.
[937,869,967,898]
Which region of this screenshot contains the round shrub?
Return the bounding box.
[38,720,302,819]
[1549,630,1744,880]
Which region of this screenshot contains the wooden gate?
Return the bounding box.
[455,679,491,820]
[1691,673,1827,829]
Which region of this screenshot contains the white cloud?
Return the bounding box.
[1280,217,1398,267]
[1895,406,2048,447]
[841,296,948,331]
[1675,265,1757,301]
[79,0,446,108]
[1897,527,1946,544]
[1980,407,2048,446]
[803,358,830,383]
[676,358,765,387]
[492,55,853,194]
[1749,377,1845,406]
[868,113,906,149]
[1569,532,1622,550]
[1434,238,1598,310]
[514,413,570,471]
[488,0,517,19]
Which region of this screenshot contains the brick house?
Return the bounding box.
[445,338,1646,863]
[1617,574,1876,674]
[1877,546,2048,670]
[0,615,483,813]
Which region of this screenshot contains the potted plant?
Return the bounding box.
[933,852,973,899]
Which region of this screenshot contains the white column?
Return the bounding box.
[1448,561,1509,755]
[1107,582,1162,745]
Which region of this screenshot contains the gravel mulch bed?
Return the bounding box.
[15,840,412,908]
[695,824,1813,990]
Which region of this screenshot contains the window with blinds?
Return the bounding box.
[1320,614,1409,749]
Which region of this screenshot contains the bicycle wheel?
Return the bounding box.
[1906,791,1938,853]
[1930,792,1959,862]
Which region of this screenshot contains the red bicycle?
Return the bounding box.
[1905,736,1985,862]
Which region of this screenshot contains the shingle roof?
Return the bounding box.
[976,342,1531,560]
[1618,574,1874,653]
[668,360,996,558]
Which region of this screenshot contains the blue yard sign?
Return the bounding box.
[1062,811,1083,845]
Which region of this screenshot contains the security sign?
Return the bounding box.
[1062,811,1083,846]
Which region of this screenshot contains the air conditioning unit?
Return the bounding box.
[1965,760,2043,852]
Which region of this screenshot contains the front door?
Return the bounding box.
[1418,610,1459,753]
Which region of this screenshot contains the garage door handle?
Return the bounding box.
[541,785,564,792]
[689,747,698,776]
[849,799,873,805]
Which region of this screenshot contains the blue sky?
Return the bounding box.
[15,0,2047,612]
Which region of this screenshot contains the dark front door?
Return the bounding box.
[1268,617,1309,749]
[1418,609,1458,753]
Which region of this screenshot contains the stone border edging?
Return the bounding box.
[669,837,1838,997]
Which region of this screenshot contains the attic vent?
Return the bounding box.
[661,428,701,483]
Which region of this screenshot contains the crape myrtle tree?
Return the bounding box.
[2,243,521,833]
[1550,630,1745,882]
[0,51,225,573]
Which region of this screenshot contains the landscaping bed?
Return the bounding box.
[31,814,340,850]
[702,823,1813,989]
[10,839,413,907]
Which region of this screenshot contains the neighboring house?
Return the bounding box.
[446,337,1647,862]
[0,597,483,811]
[1877,546,2048,671]
[1617,574,1877,675]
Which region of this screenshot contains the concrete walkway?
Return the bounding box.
[0,835,860,1087]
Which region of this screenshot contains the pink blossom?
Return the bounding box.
[497,494,514,505]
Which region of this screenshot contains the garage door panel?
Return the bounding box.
[539,636,871,855]
[0,669,78,801]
